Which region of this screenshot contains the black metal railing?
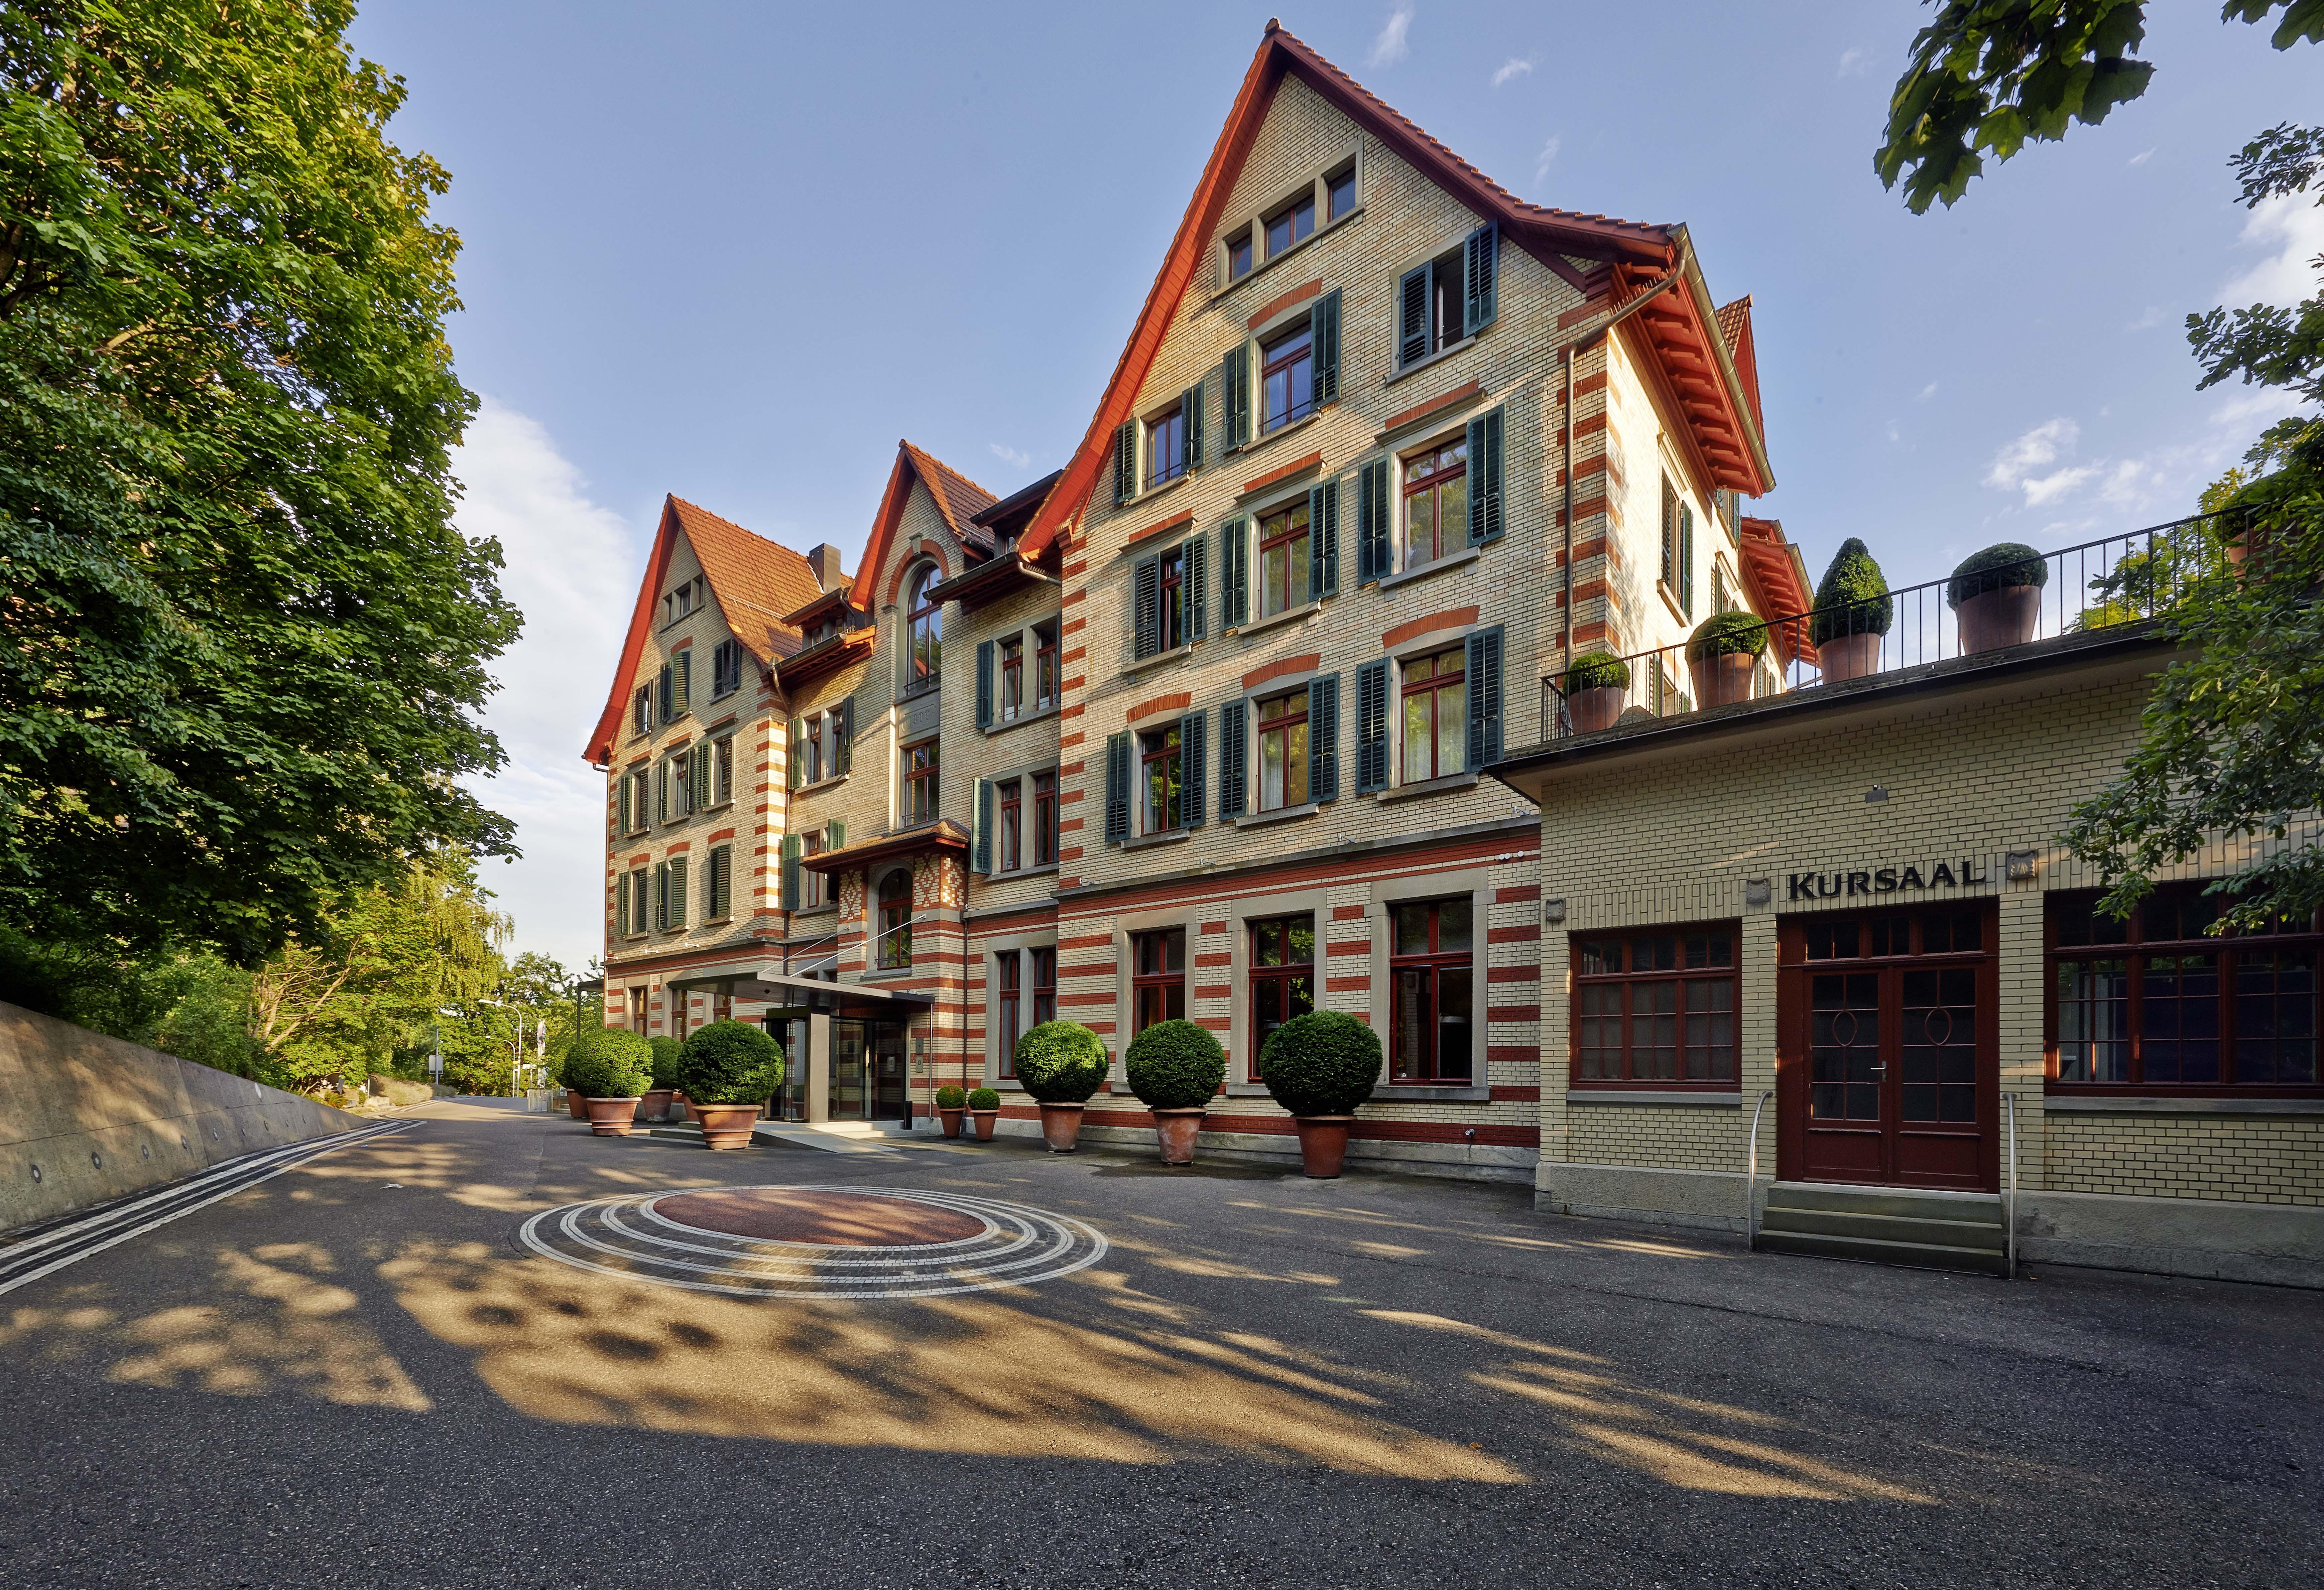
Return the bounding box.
[1538,509,2259,743]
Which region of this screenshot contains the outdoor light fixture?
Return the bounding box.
[1865,785,1889,803]
[2006,848,2040,882]
[1543,897,1567,924]
[1745,877,1772,908]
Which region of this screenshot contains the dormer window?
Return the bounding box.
[805,616,838,647]
[661,575,706,627]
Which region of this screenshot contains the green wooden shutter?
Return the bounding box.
[1218,700,1247,816]
[668,854,687,927]
[975,639,993,730]
[1114,418,1137,506]
[1179,710,1205,828]
[1398,265,1429,367]
[617,775,631,836]
[656,664,674,722]
[973,778,993,874]
[1355,659,1389,792]
[1103,733,1131,842]
[834,700,852,774]
[1466,406,1505,545]
[1313,288,1342,404]
[1183,380,1205,473]
[1680,504,1696,616]
[1357,456,1389,584]
[653,861,668,930]
[617,871,631,936]
[674,650,691,715]
[1309,673,1339,802]
[787,718,804,789]
[782,834,801,911]
[1185,535,1207,642]
[1133,554,1161,658]
[1466,626,1504,771]
[709,846,730,921]
[1463,224,1498,336]
[655,761,668,824]
[1309,479,1340,599]
[1222,345,1250,450]
[692,747,711,811]
[828,819,844,852]
[1222,518,1248,628]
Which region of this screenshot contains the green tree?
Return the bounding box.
[0,0,520,967]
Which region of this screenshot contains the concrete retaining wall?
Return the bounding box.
[0,1000,361,1235]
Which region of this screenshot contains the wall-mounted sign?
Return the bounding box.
[1787,860,1990,901]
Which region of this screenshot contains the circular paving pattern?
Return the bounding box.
[516,1184,1108,1299]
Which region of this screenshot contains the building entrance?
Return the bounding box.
[1777,906,1997,1191]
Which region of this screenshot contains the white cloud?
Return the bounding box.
[1837,46,1869,78]
[1535,134,1561,183]
[1984,417,2101,506]
[2128,148,2155,166]
[2125,304,2166,332]
[451,399,641,973]
[1886,419,1901,443]
[1369,7,1412,67]
[1491,57,1533,88]
[1918,382,1939,401]
[2221,192,2324,308]
[989,442,1031,469]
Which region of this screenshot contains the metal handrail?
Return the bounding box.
[1745,1088,1773,1249]
[2004,1090,2020,1280]
[781,927,841,978]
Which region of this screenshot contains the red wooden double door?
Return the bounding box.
[1776,905,1999,1192]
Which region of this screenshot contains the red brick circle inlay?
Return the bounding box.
[654,1189,983,1246]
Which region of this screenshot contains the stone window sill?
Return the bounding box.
[793,773,849,797]
[1372,1083,1490,1102]
[1118,472,1192,521]
[986,703,1060,736]
[1121,828,1193,852]
[1234,600,1322,640]
[987,862,1062,882]
[1376,770,1479,803]
[1566,1090,1744,1107]
[1121,642,1197,680]
[1657,579,1689,625]
[1376,546,1481,593]
[1231,801,1319,830]
[861,967,918,983]
[1385,334,1480,388]
[1209,204,1363,304]
[1227,409,1324,471]
[2042,1096,2324,1116]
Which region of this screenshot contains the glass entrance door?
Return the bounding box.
[872,1026,908,1119]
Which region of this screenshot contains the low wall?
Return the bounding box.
[0,1000,361,1235]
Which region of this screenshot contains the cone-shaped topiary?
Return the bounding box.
[1685,609,1769,662]
[562,1026,653,1099]
[935,1084,966,1109]
[1562,650,1631,693]
[1259,1009,1382,1118]
[1947,542,2048,608]
[1014,1020,1109,1103]
[1125,1019,1227,1110]
[967,1087,1000,1111]
[1809,538,1894,646]
[648,1036,684,1090]
[672,1020,785,1105]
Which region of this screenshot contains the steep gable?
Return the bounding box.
[848,440,1003,610]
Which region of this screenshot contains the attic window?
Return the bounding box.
[662,575,706,627]
[1226,225,1253,283]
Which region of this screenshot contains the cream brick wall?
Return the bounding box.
[2045,1115,2324,1204]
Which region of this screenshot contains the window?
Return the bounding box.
[1401,438,1468,569]
[1264,191,1314,257]
[905,564,941,692]
[1033,622,1058,709]
[1133,928,1185,1033]
[1712,561,1730,616]
[653,857,688,933]
[705,844,733,922]
[1661,478,1695,615]
[1400,646,1467,785]
[1249,915,1315,1078]
[1260,322,1314,434]
[628,871,649,937]
[713,737,734,806]
[661,750,694,823]
[1391,898,1473,1083]
[876,872,911,969]
[1032,946,1056,1025]
[997,778,1022,872]
[1227,226,1253,282]
[903,738,939,825]
[1032,770,1058,866]
[662,575,705,627]
[798,830,828,911]
[1257,497,1312,618]
[1140,723,1184,834]
[1258,687,1310,811]
[632,684,652,736]
[804,614,839,647]
[1147,403,1186,489]
[997,954,1021,1078]
[711,638,743,700]
[1327,165,1357,222]
[1155,547,1186,652]
[2051,892,2318,1090]
[1573,929,1738,1086]
[999,636,1024,719]
[1398,246,1464,366]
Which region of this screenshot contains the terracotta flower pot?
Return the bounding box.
[1687,650,1756,709]
[584,1097,641,1138]
[938,1107,965,1139]
[566,1089,588,1120]
[1293,1115,1356,1179]
[1038,1102,1086,1153]
[1955,584,2041,653]
[695,1102,762,1150]
[1151,1107,1206,1166]
[971,1109,998,1143]
[640,1087,674,1122]
[1567,685,1625,734]
[674,1091,701,1125]
[1816,630,1883,683]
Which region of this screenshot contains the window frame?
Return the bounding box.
[1032,770,1058,866]
[1032,945,1057,1026]
[1139,723,1184,835]
[904,563,942,695]
[1400,438,1469,569]
[712,736,735,807]
[901,737,939,827]
[1132,928,1187,1036]
[1256,686,1311,812]
[1388,897,1475,1084]
[1398,645,1468,786]
[1226,225,1254,282]
[997,777,1022,873]
[1326,164,1357,223]
[1259,319,1315,435]
[1256,497,1312,618]
[1247,913,1316,1081]
[1264,191,1315,258]
[998,636,1024,718]
[1156,547,1186,652]
[1569,923,1742,1091]
[797,830,829,911]
[875,871,912,970]
[1146,400,1187,489]
[996,952,1021,1078]
[1033,622,1059,710]
[710,637,743,701]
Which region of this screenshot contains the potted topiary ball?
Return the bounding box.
[934,1083,967,1138]
[561,1027,655,1138]
[1809,538,1893,683]
[671,1020,785,1150]
[1259,1009,1383,1179]
[966,1086,1002,1142]
[1948,542,2048,652]
[1684,610,1769,708]
[1013,1021,1110,1153]
[1124,1019,1227,1165]
[552,1050,589,1119]
[1561,651,1631,734]
[647,1036,687,1122]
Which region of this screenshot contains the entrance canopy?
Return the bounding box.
[663,958,934,1023]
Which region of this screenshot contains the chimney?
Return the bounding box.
[807,543,846,591]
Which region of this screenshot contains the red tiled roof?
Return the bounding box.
[1714,295,1764,438]
[848,440,1006,609]
[899,441,1002,551]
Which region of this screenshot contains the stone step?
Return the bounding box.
[1760,1205,2006,1252]
[1765,1181,2004,1224]
[1757,1226,2008,1276]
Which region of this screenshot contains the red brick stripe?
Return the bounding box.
[1126,691,1193,723]
[1242,450,1322,497]
[1247,278,1323,330]
[1242,652,1320,692]
[1382,606,1479,650]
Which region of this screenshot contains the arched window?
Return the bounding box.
[877,871,912,969]
[905,564,941,691]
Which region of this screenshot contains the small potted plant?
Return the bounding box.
[1013,1021,1109,1152]
[967,1086,1001,1142]
[1948,542,2048,652]
[671,1019,785,1150]
[935,1084,967,1138]
[1259,1009,1382,1179]
[1810,538,1892,682]
[1685,610,1768,708]
[649,1037,688,1122]
[1561,651,1631,734]
[1125,1019,1226,1165]
[561,1027,654,1138]
[552,1051,589,1119]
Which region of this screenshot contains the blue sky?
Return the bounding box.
[343,2,2320,968]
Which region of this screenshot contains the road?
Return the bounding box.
[1,1097,2317,1589]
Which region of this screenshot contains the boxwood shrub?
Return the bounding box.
[1013,1020,1109,1103]
[1125,1019,1226,1110]
[1947,542,2048,608]
[672,1020,785,1105]
[648,1036,684,1090]
[1561,650,1631,694]
[1259,1010,1382,1118]
[562,1027,653,1099]
[967,1087,1001,1111]
[1809,537,1894,646]
[935,1084,966,1109]
[1685,609,1769,662]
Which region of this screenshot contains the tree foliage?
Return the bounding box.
[0,0,519,963]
